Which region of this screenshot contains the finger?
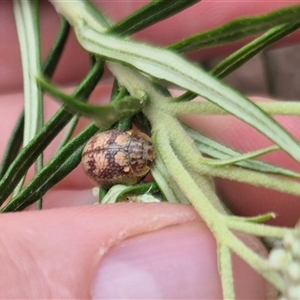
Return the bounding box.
[92,222,272,299]
[0,203,271,299]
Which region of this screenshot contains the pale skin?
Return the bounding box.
[1,1,300,298]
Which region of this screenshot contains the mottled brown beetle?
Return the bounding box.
[81,129,156,189]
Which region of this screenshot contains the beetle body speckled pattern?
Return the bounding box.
[81,130,156,189]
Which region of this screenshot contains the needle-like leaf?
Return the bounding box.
[109,0,200,36]
[169,4,300,53]
[76,24,300,161]
[37,76,148,129]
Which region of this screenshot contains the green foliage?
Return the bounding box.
[109,0,200,36]
[169,4,300,52]
[2,1,300,298]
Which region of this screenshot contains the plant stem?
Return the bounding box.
[218,245,235,300]
[197,163,300,198]
[167,101,300,116]
[225,217,291,238]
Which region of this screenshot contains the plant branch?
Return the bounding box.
[225,217,291,238]
[197,163,300,198]
[168,101,300,116]
[218,245,235,300]
[154,128,284,292]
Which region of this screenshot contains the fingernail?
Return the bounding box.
[91,222,221,299]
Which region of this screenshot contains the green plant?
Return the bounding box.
[1,1,300,298]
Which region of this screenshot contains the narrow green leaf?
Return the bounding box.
[13,0,44,197]
[229,213,276,223]
[101,185,128,204]
[212,22,300,79]
[261,51,277,97]
[172,90,197,102]
[57,115,80,149]
[100,183,160,204]
[98,188,108,203]
[183,124,300,178]
[0,60,104,206]
[205,146,278,167]
[172,21,300,102]
[152,144,189,204]
[109,81,133,130]
[49,0,112,31]
[1,124,99,213]
[1,18,71,173]
[76,24,300,161]
[169,4,300,53]
[0,112,24,180]
[42,18,70,77]
[14,0,43,146]
[37,76,148,128]
[116,182,159,202]
[109,0,200,36]
[133,112,152,136]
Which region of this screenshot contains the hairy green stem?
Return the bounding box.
[168,101,300,116]
[151,157,189,204]
[218,245,235,299]
[225,217,291,238]
[197,164,300,198]
[154,128,284,291]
